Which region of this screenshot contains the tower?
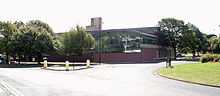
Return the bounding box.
[86,17,102,31]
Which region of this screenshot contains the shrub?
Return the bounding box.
[200,54,209,63]
[200,54,220,63]
[185,56,192,61]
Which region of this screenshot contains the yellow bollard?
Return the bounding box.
[43,59,47,69]
[65,60,69,71]
[86,59,90,68]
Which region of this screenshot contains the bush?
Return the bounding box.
[200,54,209,63]
[200,54,220,63]
[185,56,192,61]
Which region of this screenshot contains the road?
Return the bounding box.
[0,61,219,96]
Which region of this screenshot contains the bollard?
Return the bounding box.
[43,59,48,69]
[65,60,70,71]
[86,59,90,68]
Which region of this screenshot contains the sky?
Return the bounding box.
[0,0,220,35]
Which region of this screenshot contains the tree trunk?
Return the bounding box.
[18,55,21,64]
[6,53,9,64]
[197,51,200,57]
[173,47,176,60]
[192,50,196,57]
[166,47,172,68]
[37,54,41,64]
[192,50,196,60]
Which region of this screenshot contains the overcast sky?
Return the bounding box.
[0,0,220,34]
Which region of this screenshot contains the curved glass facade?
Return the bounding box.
[91,27,159,53]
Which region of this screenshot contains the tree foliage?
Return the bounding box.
[208,36,220,53]
[158,18,210,58]
[158,18,185,59]
[60,26,95,56]
[26,20,54,35]
[0,20,56,64]
[178,23,208,56]
[0,21,19,64]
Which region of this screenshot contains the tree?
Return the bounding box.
[158,18,185,59]
[208,36,220,53]
[26,20,54,35]
[179,26,198,57]
[0,20,57,64]
[9,31,25,64]
[60,26,95,60]
[23,20,56,63]
[24,26,55,63]
[177,23,210,56]
[0,21,19,64]
[10,21,27,64]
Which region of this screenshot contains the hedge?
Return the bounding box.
[200,54,220,63]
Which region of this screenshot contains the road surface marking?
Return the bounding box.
[0,88,3,93]
[0,80,24,96]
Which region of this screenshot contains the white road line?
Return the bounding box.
[0,80,24,96]
[0,88,3,93]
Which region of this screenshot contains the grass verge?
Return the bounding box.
[159,62,220,87]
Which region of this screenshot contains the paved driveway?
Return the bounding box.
[0,61,219,96]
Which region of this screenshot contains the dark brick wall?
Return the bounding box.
[93,48,159,63]
[47,54,93,62]
[46,48,160,63]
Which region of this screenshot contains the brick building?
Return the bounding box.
[86,17,167,63]
[51,17,167,63]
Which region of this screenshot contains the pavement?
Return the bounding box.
[0,61,219,96]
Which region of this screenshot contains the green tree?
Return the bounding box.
[60,26,95,60]
[178,23,210,56]
[9,31,25,64]
[26,20,54,35]
[0,20,57,64]
[179,26,198,57]
[158,18,185,59]
[24,20,56,63]
[0,21,19,64]
[188,23,208,55]
[25,26,55,63]
[208,36,220,53]
[10,21,27,64]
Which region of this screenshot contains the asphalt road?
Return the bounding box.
[0,61,219,96]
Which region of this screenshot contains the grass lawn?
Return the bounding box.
[159,63,220,86]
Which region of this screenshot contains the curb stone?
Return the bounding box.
[156,68,220,88]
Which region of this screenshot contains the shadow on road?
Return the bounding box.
[0,64,42,68]
[0,63,98,68]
